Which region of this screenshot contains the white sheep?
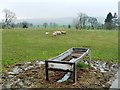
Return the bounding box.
[61,31,66,34]
[53,32,57,36]
[52,30,66,36]
[45,32,49,35]
[56,31,61,35]
[52,31,61,36]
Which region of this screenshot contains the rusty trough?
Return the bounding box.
[45,47,91,83]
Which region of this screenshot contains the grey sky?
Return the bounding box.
[0,0,119,19]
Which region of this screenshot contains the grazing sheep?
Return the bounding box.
[52,31,61,36]
[52,32,57,36]
[52,30,66,36]
[61,31,66,34]
[45,32,49,35]
[56,31,61,35]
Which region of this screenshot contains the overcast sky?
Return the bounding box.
[0,0,119,19]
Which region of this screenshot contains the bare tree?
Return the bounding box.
[73,13,88,29]
[73,13,99,30]
[78,13,88,29]
[88,17,98,29]
[43,22,48,28]
[2,9,16,28]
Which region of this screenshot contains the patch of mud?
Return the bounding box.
[1,60,119,88]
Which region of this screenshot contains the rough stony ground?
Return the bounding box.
[1,60,119,89]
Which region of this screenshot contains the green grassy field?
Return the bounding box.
[2,28,118,66]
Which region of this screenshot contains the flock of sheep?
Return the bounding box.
[45,30,66,36]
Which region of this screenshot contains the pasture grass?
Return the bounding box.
[76,62,91,69]
[2,28,118,67]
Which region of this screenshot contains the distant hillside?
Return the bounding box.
[0,17,105,25]
[15,17,75,25]
[96,17,105,24]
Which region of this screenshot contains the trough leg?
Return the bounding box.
[73,63,76,83]
[89,50,92,65]
[45,61,49,81]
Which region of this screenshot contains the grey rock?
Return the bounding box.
[100,68,106,73]
[24,62,31,65]
[0,84,2,90]
[0,78,3,89]
[35,60,45,66]
[24,80,31,86]
[102,63,106,68]
[18,81,24,86]
[8,75,14,78]
[104,68,110,72]
[102,85,105,87]
[84,61,89,65]
[5,82,14,88]
[12,66,23,74]
[8,72,15,75]
[14,78,21,84]
[24,66,34,71]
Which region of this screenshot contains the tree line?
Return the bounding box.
[73,12,118,30]
[0,9,118,30]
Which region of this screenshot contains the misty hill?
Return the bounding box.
[1,17,105,25]
[15,17,75,25]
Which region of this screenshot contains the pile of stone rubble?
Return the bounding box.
[1,60,45,88]
[1,60,119,88]
[90,60,118,73]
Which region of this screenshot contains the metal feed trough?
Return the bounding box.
[45,47,91,83]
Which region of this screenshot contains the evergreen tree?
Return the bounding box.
[104,12,113,29]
